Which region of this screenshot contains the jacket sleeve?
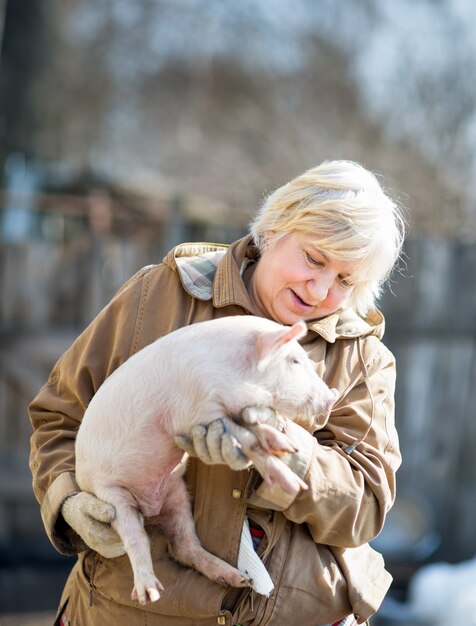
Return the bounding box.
[28,266,154,555]
[248,336,401,548]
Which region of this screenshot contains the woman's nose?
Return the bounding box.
[307,275,333,302]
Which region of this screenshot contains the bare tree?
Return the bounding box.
[2,0,474,236]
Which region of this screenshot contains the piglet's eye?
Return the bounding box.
[291,357,300,365]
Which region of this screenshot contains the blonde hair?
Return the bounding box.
[249,160,406,315]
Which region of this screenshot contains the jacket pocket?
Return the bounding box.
[80,548,105,604]
[332,544,392,623]
[264,522,352,626]
[91,526,226,618]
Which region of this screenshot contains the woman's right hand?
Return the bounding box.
[174,418,253,470]
[173,407,283,471]
[61,491,126,558]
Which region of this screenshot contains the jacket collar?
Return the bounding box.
[166,236,385,342]
[307,308,385,343]
[165,235,258,310]
[213,236,260,311]
[167,242,229,301]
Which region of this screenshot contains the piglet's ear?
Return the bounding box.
[256,321,307,365]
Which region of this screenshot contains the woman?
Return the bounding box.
[29,160,406,625]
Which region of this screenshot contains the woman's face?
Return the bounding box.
[249,231,361,324]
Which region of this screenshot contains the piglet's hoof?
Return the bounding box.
[131,576,164,604]
[216,570,253,589]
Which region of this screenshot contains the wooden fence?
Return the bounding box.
[378,238,476,564]
[1,233,475,579]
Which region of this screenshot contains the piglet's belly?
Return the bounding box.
[128,473,178,518]
[77,440,187,517]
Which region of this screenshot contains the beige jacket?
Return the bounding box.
[29,236,400,625]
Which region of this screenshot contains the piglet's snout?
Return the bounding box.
[324,387,339,417]
[312,387,339,421]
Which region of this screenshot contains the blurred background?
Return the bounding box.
[1,0,476,624]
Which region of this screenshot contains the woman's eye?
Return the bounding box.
[339,277,352,288]
[306,252,323,267]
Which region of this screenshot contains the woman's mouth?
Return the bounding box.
[290,290,313,312]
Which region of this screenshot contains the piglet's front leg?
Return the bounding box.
[239,407,297,456]
[223,416,308,496]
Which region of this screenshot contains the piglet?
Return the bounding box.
[75,315,337,605]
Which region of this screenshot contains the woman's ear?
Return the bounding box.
[262,230,276,251]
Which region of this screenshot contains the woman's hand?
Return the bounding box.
[174,418,253,470]
[173,406,299,481]
[61,491,126,558]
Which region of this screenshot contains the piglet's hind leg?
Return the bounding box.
[102,488,164,605]
[160,476,252,589]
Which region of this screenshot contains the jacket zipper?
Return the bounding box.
[86,553,101,607]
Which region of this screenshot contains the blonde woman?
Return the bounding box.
[30,160,406,626]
